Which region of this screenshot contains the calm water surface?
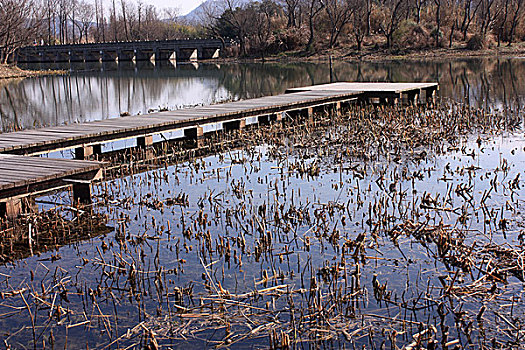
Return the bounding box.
[0,59,523,348]
[1,58,525,131]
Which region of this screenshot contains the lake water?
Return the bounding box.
[1,58,525,132]
[0,59,524,349]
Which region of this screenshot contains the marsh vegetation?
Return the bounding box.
[0,96,524,348]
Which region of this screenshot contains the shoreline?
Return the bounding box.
[2,43,525,78]
[207,44,525,64]
[0,64,66,80]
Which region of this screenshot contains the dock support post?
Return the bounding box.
[223,119,246,132]
[307,107,314,116]
[75,144,102,160]
[257,115,271,125]
[137,135,153,148]
[72,182,92,204]
[0,198,22,218]
[271,112,284,122]
[334,101,341,113]
[184,126,204,147]
[306,107,314,124]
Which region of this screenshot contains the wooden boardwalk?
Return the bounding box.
[0,82,438,216]
[285,82,438,93]
[0,155,104,216]
[0,82,437,157]
[0,90,361,156]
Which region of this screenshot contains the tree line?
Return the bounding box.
[1,0,524,63]
[205,0,525,57]
[0,0,202,63]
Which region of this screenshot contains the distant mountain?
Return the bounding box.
[181,0,253,24]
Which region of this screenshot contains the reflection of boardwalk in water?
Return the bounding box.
[0,82,437,216]
[0,208,111,264]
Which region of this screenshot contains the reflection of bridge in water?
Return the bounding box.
[14,39,224,64]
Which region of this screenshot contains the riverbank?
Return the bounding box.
[211,42,525,64]
[312,42,525,62]
[0,64,65,79]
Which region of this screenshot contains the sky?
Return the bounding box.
[140,0,205,15]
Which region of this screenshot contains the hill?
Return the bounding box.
[181,0,253,24]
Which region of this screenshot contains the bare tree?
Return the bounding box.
[434,0,442,46]
[250,0,281,58]
[478,0,499,38]
[378,0,407,49]
[280,0,302,26]
[414,0,428,23]
[94,0,105,41]
[0,0,44,63]
[507,0,524,44]
[321,0,354,48]
[121,0,130,41]
[164,7,180,22]
[73,1,94,43]
[214,0,254,55]
[43,0,59,44]
[350,0,368,51]
[460,0,482,40]
[305,0,324,50]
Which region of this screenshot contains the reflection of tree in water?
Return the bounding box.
[1,58,525,132]
[0,64,228,132]
[218,58,525,110]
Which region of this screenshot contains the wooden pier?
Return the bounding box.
[0,155,104,217]
[286,82,439,104]
[0,82,437,216]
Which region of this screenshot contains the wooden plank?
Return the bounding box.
[0,158,97,173]
[0,155,103,192]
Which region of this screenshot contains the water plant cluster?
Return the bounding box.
[0,100,524,349]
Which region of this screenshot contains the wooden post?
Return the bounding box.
[137,135,153,148]
[306,107,314,124]
[335,101,341,113]
[273,112,284,122]
[75,144,101,159]
[72,181,92,204]
[0,198,22,218]
[75,145,93,160]
[184,126,204,148]
[307,107,314,116]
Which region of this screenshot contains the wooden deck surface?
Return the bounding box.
[0,82,438,156]
[285,82,439,93]
[0,154,103,197]
[0,89,360,154]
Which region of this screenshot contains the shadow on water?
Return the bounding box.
[1,58,525,132]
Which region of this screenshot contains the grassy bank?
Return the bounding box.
[0,64,65,80]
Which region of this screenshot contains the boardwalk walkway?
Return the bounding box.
[0,82,438,216]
